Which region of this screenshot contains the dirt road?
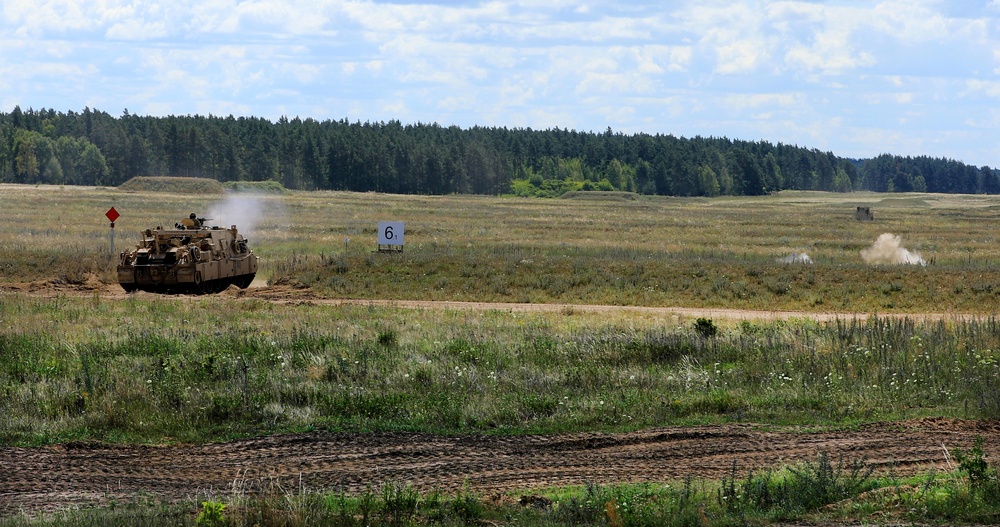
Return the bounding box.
[240,282,971,321]
[2,418,998,515]
[3,278,975,322]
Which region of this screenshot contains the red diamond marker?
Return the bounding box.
[106,207,120,222]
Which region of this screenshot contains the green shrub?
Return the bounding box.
[717,454,876,522]
[693,318,717,338]
[954,436,999,498]
[778,453,875,513]
[377,328,398,347]
[195,501,226,527]
[379,481,419,526]
[449,489,483,524]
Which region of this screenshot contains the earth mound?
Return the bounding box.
[118,176,225,194]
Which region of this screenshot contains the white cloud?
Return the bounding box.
[965,79,1000,99]
[233,0,332,34]
[378,35,495,85]
[886,75,905,87]
[497,78,537,107]
[725,93,805,110]
[709,30,769,74]
[647,45,692,73]
[679,3,773,75]
[893,93,914,104]
[3,0,1000,166]
[4,0,93,36]
[783,26,877,74]
[105,20,169,40]
[576,70,653,96]
[187,0,241,33]
[870,0,953,43]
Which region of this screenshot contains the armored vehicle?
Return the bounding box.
[117,214,258,294]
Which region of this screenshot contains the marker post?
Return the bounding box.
[106,207,120,256]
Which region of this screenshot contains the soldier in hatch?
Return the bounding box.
[181,213,202,229]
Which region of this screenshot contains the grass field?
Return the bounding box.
[3,184,1000,525]
[6,184,1000,313]
[5,292,1000,446]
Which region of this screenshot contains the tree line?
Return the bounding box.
[2,106,998,196]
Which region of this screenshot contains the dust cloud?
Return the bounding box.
[861,233,926,266]
[777,252,813,264]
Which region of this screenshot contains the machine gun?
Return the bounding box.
[178,213,213,229]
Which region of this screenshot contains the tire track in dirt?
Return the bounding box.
[2,418,998,516]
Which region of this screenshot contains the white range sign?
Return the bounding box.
[377,221,405,246]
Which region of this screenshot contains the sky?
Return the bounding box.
[4,1,1000,167]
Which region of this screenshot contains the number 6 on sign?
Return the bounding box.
[378,221,405,246]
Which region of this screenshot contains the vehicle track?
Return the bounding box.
[2,418,998,515]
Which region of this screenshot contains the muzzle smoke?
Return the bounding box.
[206,193,280,238]
[861,233,926,266]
